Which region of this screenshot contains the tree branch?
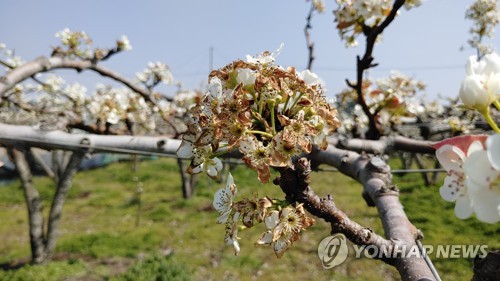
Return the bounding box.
[308,145,435,280]
[332,135,436,155]
[352,0,406,140]
[0,122,180,156]
[304,2,316,70]
[0,56,172,105]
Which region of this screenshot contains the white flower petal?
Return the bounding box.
[483,52,500,75]
[256,231,274,245]
[191,164,203,174]
[265,211,279,229]
[454,196,473,219]
[209,77,222,99]
[464,150,498,192]
[486,134,500,170]
[213,188,230,213]
[470,190,500,223]
[273,238,288,258]
[436,145,466,171]
[439,175,463,202]
[206,163,219,177]
[176,141,194,158]
[226,173,235,194]
[237,68,256,86]
[467,140,484,157]
[217,210,231,224]
[299,69,322,85]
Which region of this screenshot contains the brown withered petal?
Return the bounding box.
[277,114,291,126]
[298,138,312,154]
[297,98,313,107]
[257,166,271,184]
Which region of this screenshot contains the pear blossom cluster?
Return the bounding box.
[176,47,340,182]
[333,0,421,47]
[136,62,175,87]
[0,36,188,136]
[213,173,315,257]
[335,71,426,136]
[0,43,25,68]
[310,0,326,13]
[53,28,132,61]
[435,134,500,223]
[465,0,499,57]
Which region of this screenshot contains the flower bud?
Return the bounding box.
[459,75,490,110]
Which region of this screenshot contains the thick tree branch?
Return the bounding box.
[0,56,172,105]
[276,159,396,264]
[307,146,435,280]
[0,123,180,156]
[332,135,436,155]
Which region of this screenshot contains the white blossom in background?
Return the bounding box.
[43,75,66,93]
[334,0,422,47]
[117,35,132,51]
[0,44,25,69]
[465,0,500,57]
[54,28,92,58]
[312,0,325,12]
[246,43,284,65]
[136,62,174,86]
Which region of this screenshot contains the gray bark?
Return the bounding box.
[45,151,85,259]
[8,148,46,264]
[177,158,194,199]
[309,147,436,280]
[0,122,180,155]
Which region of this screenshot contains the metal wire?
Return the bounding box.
[0,135,178,158]
[0,135,445,174]
[417,240,442,281]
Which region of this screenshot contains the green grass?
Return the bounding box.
[0,157,498,280]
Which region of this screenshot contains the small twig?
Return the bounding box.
[304,2,316,70]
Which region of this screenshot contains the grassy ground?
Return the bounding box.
[0,157,498,281]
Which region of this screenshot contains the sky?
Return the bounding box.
[1,0,499,101]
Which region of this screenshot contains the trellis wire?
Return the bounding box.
[0,135,444,174]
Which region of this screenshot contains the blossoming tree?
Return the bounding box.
[0,0,499,280]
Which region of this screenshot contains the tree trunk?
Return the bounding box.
[45,151,85,259]
[177,158,195,198]
[9,148,46,264]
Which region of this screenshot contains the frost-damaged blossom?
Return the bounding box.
[213,173,241,255]
[234,196,272,228]
[177,46,340,181]
[435,135,500,223]
[213,173,237,224]
[256,204,315,258]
